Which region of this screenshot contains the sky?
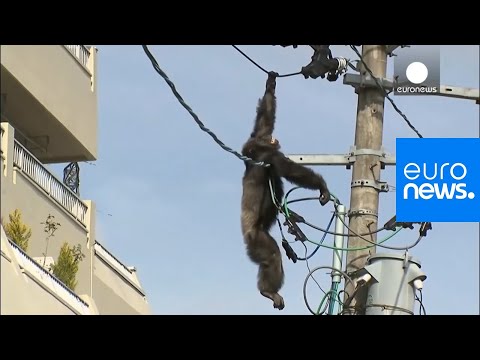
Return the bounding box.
[52,45,479,315]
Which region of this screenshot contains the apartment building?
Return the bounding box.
[1,45,151,315]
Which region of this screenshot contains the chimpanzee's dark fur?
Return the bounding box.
[240,72,331,310]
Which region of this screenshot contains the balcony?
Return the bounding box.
[1,227,98,315]
[1,45,98,163]
[13,138,88,226]
[93,241,151,314]
[1,122,94,298]
[64,45,92,73]
[94,241,145,293]
[2,122,151,314]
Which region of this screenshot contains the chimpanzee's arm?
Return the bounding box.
[270,151,331,205]
[251,72,278,138]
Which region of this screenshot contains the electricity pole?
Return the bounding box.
[285,45,478,315]
[342,45,388,315]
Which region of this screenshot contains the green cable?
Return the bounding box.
[281,186,404,251]
[282,186,302,217]
[327,282,338,315]
[304,227,403,251]
[283,187,341,217]
[275,184,404,250]
[316,290,335,315]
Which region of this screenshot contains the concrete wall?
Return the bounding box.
[93,251,152,315]
[1,45,98,162]
[1,252,76,315]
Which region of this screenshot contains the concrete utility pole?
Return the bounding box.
[343,45,388,315]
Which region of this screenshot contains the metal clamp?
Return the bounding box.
[343,73,395,92]
[365,303,414,315]
[348,209,378,218]
[346,146,395,169]
[351,179,389,192]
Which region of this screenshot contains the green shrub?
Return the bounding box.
[50,243,85,291]
[3,209,31,252]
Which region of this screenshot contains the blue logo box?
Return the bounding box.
[396,138,480,222]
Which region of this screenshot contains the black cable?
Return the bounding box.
[416,290,427,315]
[301,242,328,299]
[340,282,368,314]
[276,218,286,239]
[285,197,387,237]
[282,187,388,238]
[336,290,346,307]
[232,45,302,78]
[142,45,270,168]
[420,290,426,315]
[333,201,425,250]
[302,246,329,316]
[296,213,335,261]
[304,218,387,238]
[349,45,424,139]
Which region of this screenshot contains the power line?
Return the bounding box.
[232,45,302,78]
[141,45,270,168]
[349,45,424,139]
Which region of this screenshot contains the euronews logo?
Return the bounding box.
[394,46,440,96]
[403,162,475,200]
[396,138,480,222]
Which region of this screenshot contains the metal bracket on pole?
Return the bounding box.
[286,147,396,169]
[385,45,410,57]
[344,74,480,104]
[433,85,480,103]
[351,179,389,192]
[347,146,395,170]
[286,154,351,167]
[343,73,395,92]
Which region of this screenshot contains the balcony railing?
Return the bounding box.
[64,45,90,72]
[12,139,88,226]
[7,238,91,315]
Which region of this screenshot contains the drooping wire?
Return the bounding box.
[333,200,425,251]
[280,187,422,313]
[283,203,405,251]
[282,187,386,237]
[142,45,270,168]
[232,45,302,78]
[340,281,369,314]
[303,266,355,316]
[349,45,424,139]
[282,187,423,251]
[279,189,405,313]
[307,226,403,252]
[296,213,335,261]
[303,242,329,315]
[301,242,329,302]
